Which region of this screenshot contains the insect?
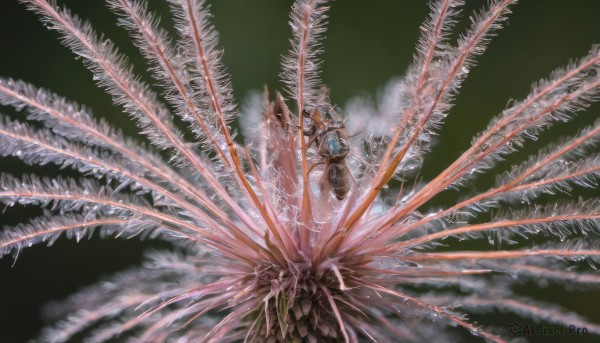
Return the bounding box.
[304,97,352,200]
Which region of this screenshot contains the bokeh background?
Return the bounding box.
[0,0,599,342]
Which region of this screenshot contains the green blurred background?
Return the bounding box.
[0,0,599,342]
